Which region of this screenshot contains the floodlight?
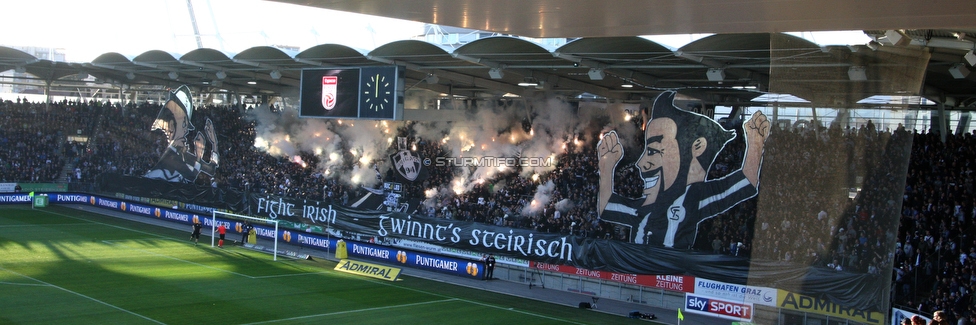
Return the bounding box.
[949,63,970,79]
[488,68,504,79]
[848,66,867,81]
[587,68,605,80]
[706,68,725,81]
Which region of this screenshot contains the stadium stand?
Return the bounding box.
[3,97,974,323]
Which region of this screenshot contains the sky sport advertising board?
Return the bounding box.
[684,293,754,321]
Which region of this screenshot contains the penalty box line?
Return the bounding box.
[26,208,582,323]
[0,223,94,228]
[0,264,166,325]
[101,240,257,279]
[37,208,321,279]
[100,240,327,280]
[357,276,590,325]
[240,298,459,325]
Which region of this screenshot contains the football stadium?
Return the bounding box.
[2,1,976,324]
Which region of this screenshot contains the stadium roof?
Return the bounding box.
[2,0,976,108]
[276,0,976,39]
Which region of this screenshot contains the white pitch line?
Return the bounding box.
[100,240,326,279]
[34,209,326,279]
[252,271,330,279]
[20,208,585,324]
[0,281,51,287]
[0,265,166,325]
[35,209,173,240]
[451,296,589,324]
[0,223,94,227]
[101,240,256,279]
[240,298,458,325]
[355,276,589,325]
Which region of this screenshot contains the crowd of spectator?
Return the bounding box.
[5,96,976,322]
[0,97,102,183]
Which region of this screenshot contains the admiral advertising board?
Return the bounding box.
[776,289,884,325]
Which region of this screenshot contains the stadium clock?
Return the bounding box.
[300,66,400,120]
[364,72,391,111]
[360,66,398,118]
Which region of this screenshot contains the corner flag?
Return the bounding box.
[678,308,684,321]
[28,191,34,198]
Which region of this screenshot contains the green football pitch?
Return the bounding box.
[0,205,642,325]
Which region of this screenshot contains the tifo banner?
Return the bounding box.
[244,191,887,311]
[97,173,246,212]
[143,86,220,183]
[776,289,884,325]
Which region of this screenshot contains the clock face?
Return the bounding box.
[358,66,398,119]
[363,72,392,112]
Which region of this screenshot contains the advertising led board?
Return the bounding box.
[300,66,401,120]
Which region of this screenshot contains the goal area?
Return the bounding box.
[211,211,280,261]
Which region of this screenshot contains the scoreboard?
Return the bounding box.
[299,66,403,120]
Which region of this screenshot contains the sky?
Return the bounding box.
[1,0,872,62]
[2,0,425,62]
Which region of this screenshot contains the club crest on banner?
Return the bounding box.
[392,150,422,181]
[322,76,337,110]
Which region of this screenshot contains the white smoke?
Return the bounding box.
[245,104,396,188]
[246,91,640,212]
[411,96,620,194]
[521,180,556,216]
[555,198,575,213]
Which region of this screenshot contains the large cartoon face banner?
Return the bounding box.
[145,86,220,183]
